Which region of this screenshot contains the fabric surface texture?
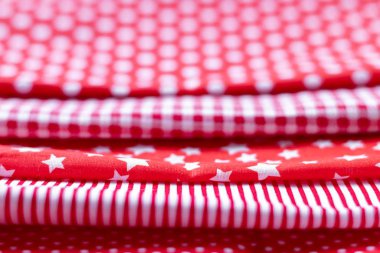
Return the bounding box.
[1,0,380,252]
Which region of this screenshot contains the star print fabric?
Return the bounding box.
[2,1,380,249]
[1,136,380,182]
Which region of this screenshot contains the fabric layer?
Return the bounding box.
[1,135,380,182]
[1,226,380,253]
[0,87,380,139]
[0,0,379,98]
[1,179,380,229]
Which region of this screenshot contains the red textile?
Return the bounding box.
[0,136,380,182]
[1,226,380,253]
[0,0,379,98]
[0,87,380,140]
[1,179,380,229]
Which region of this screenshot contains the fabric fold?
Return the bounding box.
[0,135,380,182]
[0,0,379,98]
[1,178,380,229]
[0,87,380,139]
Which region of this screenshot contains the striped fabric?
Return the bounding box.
[1,179,380,229]
[1,87,380,139]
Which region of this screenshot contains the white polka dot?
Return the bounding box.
[62,82,81,97]
[14,76,34,94]
[206,80,226,95]
[351,70,371,86]
[304,74,322,89]
[111,85,130,97]
[31,24,51,41]
[255,80,273,93]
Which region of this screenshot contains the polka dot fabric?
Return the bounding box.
[0,0,379,98]
[1,226,380,253]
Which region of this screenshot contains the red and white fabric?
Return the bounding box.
[0,0,379,98]
[0,87,380,139]
[1,178,380,229]
[1,0,380,251]
[1,135,380,183]
[1,226,380,253]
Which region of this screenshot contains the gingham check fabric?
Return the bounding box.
[0,86,380,139]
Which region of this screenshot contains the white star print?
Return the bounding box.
[93,146,111,154]
[86,153,104,157]
[373,142,380,151]
[127,145,155,155]
[13,147,42,152]
[184,162,200,171]
[278,149,299,160]
[0,164,15,177]
[334,173,349,180]
[221,143,249,155]
[236,153,257,163]
[42,154,65,173]
[210,169,232,182]
[302,161,318,164]
[117,157,149,171]
[336,154,367,161]
[164,154,185,164]
[375,163,380,168]
[247,161,281,180]
[181,147,201,156]
[215,159,230,163]
[343,140,364,150]
[109,170,129,181]
[313,140,333,149]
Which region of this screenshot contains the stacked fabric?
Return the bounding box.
[1,0,380,252]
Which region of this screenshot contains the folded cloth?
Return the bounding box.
[0,87,379,139]
[1,178,379,229]
[1,226,380,253]
[0,135,379,182]
[0,0,379,98]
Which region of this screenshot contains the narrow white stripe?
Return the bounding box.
[36,181,56,224]
[242,184,257,228]
[128,183,141,226]
[313,182,336,228]
[21,181,34,224]
[349,181,372,228]
[88,182,105,226]
[101,189,114,226]
[230,184,244,228]
[301,183,322,228]
[253,183,270,228]
[206,185,218,228]
[193,184,204,227]
[155,184,166,227]
[325,181,348,228]
[218,183,231,228]
[180,184,191,227]
[62,182,80,225]
[115,182,129,226]
[277,182,297,229]
[168,184,178,227]
[75,182,93,225]
[265,183,284,229]
[141,183,153,226]
[289,183,310,229]
[336,180,361,228]
[0,180,8,223]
